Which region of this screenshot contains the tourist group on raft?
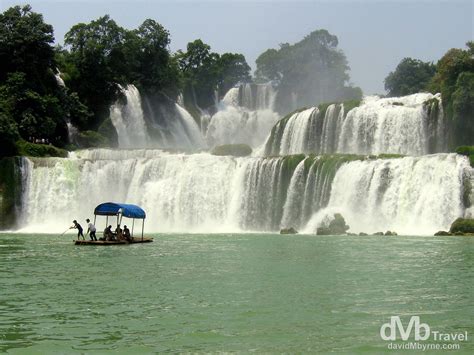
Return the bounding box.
[70,219,133,242]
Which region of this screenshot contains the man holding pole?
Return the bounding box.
[86,218,97,241]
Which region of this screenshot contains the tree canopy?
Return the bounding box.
[177,39,251,110]
[0,5,83,156]
[383,43,474,147]
[384,58,436,97]
[255,29,362,113]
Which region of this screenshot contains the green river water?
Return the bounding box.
[0,233,473,353]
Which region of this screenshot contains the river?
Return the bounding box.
[1,233,472,353]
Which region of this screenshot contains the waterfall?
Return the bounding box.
[21,151,242,233]
[304,154,469,235]
[205,84,279,148]
[18,151,470,234]
[109,85,205,150]
[110,84,149,148]
[265,93,447,156]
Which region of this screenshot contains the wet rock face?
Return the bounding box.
[0,157,24,229]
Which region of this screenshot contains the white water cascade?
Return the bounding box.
[265,93,446,156]
[110,84,149,148]
[205,83,279,148]
[110,85,205,150]
[304,154,469,235]
[18,150,471,235]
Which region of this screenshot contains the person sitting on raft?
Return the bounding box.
[123,225,132,242]
[70,220,85,240]
[115,224,123,240]
[101,225,114,241]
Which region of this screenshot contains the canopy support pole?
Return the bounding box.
[141,219,144,241]
[93,215,97,226]
[131,218,135,238]
[106,216,108,229]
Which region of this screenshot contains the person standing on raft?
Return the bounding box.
[86,219,97,241]
[71,220,85,240]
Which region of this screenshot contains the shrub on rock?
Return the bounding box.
[449,218,474,234]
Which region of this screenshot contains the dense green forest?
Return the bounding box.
[0,4,473,158]
[0,5,252,156]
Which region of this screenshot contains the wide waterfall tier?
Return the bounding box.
[110,85,204,150]
[264,93,447,156]
[18,150,471,235]
[205,83,279,148]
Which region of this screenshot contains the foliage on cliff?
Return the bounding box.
[0,5,88,156]
[385,42,474,147]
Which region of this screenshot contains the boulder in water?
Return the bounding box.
[280,227,298,235]
[358,232,368,236]
[372,232,384,236]
[211,144,252,157]
[434,230,452,236]
[384,231,397,236]
[316,213,350,235]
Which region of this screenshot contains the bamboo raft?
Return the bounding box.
[75,237,153,245]
[74,202,152,246]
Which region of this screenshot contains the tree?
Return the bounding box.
[255,29,361,113]
[63,15,128,129]
[452,72,474,145]
[178,40,251,110]
[429,46,474,118]
[384,58,436,97]
[216,53,251,96]
[126,19,179,96]
[0,5,55,87]
[0,5,75,150]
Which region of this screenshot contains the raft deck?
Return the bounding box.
[74,237,153,245]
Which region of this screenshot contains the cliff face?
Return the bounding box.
[0,157,24,229]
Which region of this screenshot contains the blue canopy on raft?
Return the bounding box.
[94,202,146,219]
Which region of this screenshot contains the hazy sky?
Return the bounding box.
[2,0,472,94]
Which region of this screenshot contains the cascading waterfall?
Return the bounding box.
[18,150,471,234]
[110,84,149,148]
[205,83,279,148]
[110,85,205,150]
[265,93,446,156]
[304,154,469,235]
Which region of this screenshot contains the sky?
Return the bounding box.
[2,0,472,94]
